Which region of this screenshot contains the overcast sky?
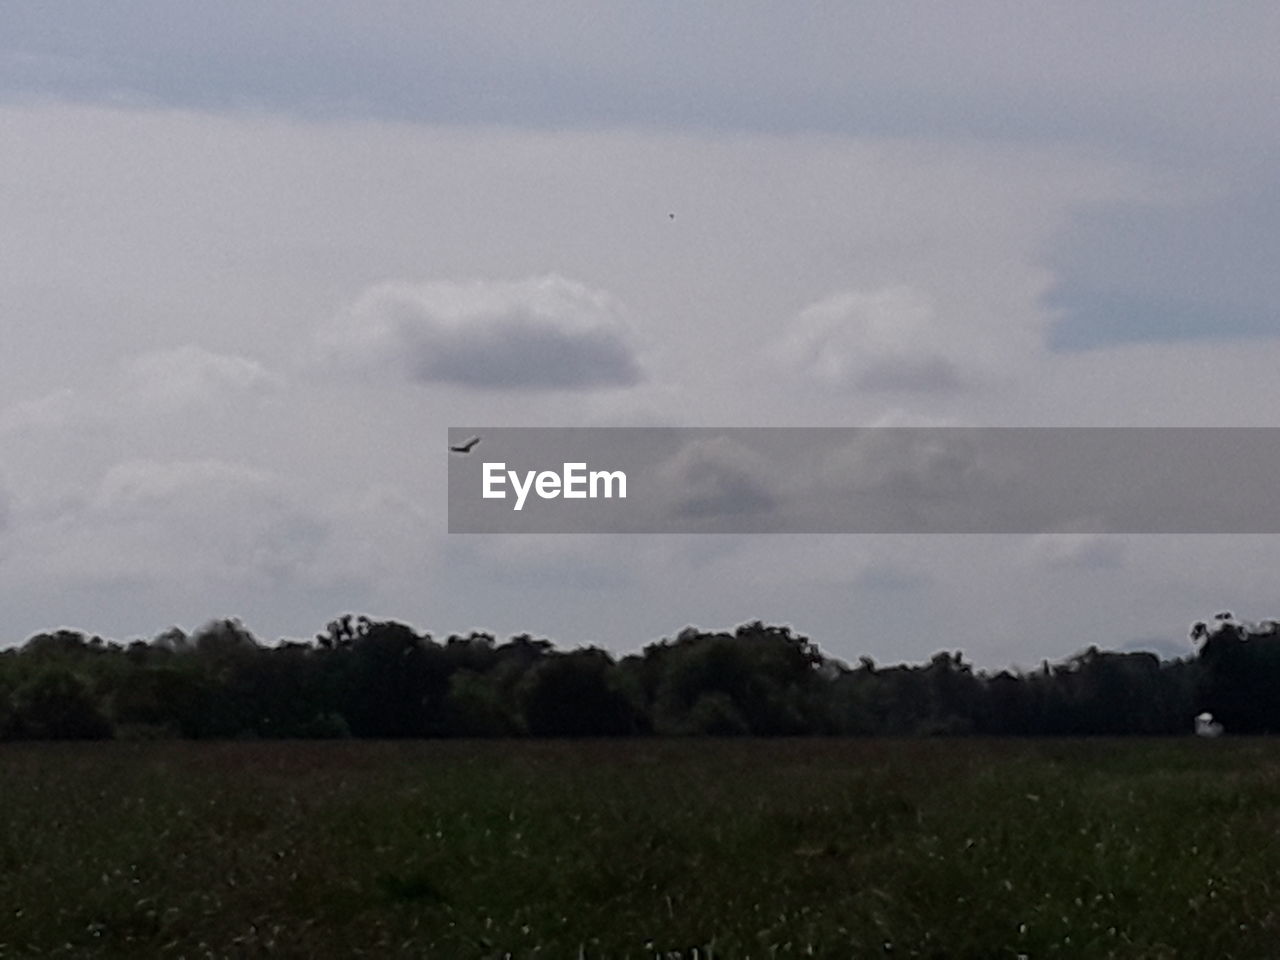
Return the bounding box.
[3,3,1280,667]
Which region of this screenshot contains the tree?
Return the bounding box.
[11,669,113,739]
[517,648,638,736]
[444,668,515,736]
[1196,615,1280,732]
[649,623,822,735]
[340,618,450,737]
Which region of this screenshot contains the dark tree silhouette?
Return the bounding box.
[0,611,1241,740]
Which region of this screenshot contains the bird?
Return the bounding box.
[450,436,481,454]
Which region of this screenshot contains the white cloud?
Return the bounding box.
[773,284,1050,401]
[98,463,421,592]
[777,287,966,394]
[0,459,328,598]
[0,347,285,514]
[0,346,278,443]
[120,344,278,412]
[320,275,643,391]
[91,458,277,517]
[0,456,445,640]
[0,389,79,436]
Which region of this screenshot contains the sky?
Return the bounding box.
[2,2,1280,667]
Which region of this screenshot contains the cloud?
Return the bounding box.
[27,459,332,588]
[654,435,780,523]
[120,344,278,412]
[0,458,444,640]
[819,430,1008,504]
[0,346,277,441]
[92,459,277,517]
[0,389,79,436]
[1029,533,1128,570]
[776,288,966,394]
[321,275,643,391]
[0,97,1273,661]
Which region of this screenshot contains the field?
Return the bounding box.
[2,738,1278,959]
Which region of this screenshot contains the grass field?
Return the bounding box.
[2,738,1278,958]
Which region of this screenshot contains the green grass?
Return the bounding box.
[2,738,1279,958]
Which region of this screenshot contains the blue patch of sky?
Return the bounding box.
[0,2,1250,156]
[1046,178,1280,351]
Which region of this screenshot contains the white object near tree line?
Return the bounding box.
[1195,712,1224,737]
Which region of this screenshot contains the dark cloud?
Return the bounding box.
[327,276,642,391]
[656,437,779,523]
[406,309,640,390]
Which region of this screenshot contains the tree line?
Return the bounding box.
[0,613,1269,740]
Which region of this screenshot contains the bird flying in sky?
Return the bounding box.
[450,436,481,454]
